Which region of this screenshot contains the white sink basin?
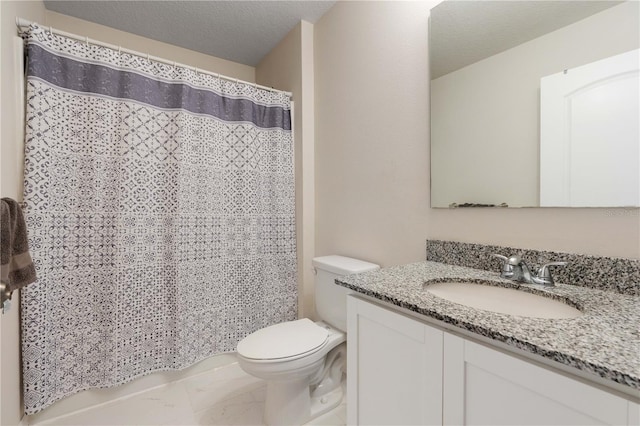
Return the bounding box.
[425,281,582,319]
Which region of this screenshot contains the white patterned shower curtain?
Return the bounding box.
[20,25,297,414]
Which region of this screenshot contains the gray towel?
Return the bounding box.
[1,198,37,292]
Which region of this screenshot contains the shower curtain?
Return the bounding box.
[20,25,296,414]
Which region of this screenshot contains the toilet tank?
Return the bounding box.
[312,255,380,332]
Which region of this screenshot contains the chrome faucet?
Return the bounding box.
[492,254,567,287]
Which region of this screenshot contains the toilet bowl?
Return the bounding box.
[237,319,345,425]
[236,255,379,425]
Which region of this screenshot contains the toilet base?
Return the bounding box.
[260,343,346,425]
[263,376,344,425]
[309,380,343,420]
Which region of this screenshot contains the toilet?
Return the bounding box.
[236,255,379,425]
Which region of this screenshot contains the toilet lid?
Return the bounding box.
[237,318,329,360]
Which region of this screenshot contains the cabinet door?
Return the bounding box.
[629,401,640,426]
[347,296,443,425]
[443,333,630,425]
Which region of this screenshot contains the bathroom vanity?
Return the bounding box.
[339,262,640,425]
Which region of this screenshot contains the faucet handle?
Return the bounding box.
[491,253,514,278]
[536,261,567,285]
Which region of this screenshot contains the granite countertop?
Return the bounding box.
[336,261,640,392]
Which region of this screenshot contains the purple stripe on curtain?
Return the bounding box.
[27,43,291,131]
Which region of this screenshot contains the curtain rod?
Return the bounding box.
[15,17,293,98]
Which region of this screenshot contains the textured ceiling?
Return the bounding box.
[43,1,336,66]
[430,1,623,79]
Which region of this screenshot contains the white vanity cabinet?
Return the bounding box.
[347,295,638,426]
[443,333,630,425]
[346,295,443,426]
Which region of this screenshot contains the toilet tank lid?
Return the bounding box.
[312,255,380,275]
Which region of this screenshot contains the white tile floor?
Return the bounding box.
[31,359,347,426]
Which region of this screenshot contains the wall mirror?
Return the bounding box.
[429,0,639,208]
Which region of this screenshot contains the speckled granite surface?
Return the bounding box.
[426,239,640,296]
[336,261,640,391]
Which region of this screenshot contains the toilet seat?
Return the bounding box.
[237,318,329,361]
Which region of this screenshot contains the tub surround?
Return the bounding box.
[336,261,640,394]
[426,239,640,296]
